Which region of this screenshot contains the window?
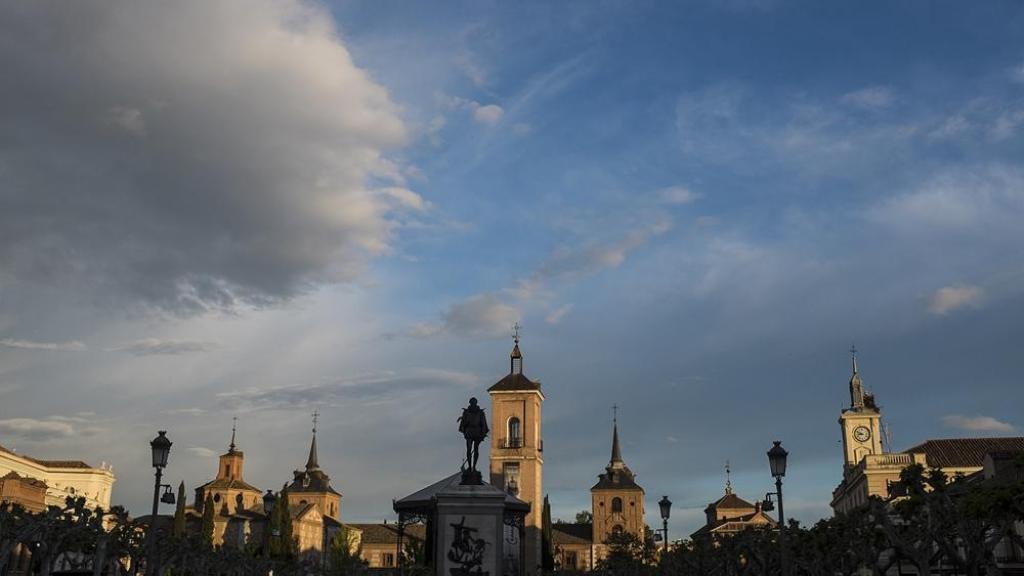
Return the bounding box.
[503,462,521,495]
[225,464,231,478]
[508,417,522,448]
[612,497,623,513]
[565,552,578,569]
[382,553,395,567]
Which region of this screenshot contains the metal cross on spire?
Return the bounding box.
[229,416,238,452]
[512,321,521,344]
[612,404,618,425]
[312,409,319,435]
[850,343,858,374]
[725,460,733,494]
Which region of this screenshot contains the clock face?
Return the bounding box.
[854,426,871,442]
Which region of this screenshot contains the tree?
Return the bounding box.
[597,530,653,576]
[270,486,296,559]
[327,526,367,576]
[542,495,554,571]
[172,482,187,538]
[574,510,593,525]
[201,492,216,548]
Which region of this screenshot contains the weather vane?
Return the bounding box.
[312,409,319,435]
[512,321,521,344]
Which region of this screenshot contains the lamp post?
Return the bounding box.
[658,496,672,554]
[766,441,789,576]
[148,431,172,576]
[263,490,278,557]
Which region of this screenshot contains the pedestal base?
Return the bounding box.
[461,469,484,485]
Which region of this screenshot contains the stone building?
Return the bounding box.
[192,426,264,520]
[831,350,1024,513]
[0,471,48,513]
[0,443,115,511]
[350,522,426,569]
[690,471,775,540]
[551,416,647,571]
[489,330,545,575]
[284,418,343,559]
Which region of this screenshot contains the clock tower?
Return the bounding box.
[839,347,884,471]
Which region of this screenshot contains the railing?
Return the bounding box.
[500,437,523,449]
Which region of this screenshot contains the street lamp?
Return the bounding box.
[148,431,172,576]
[766,441,789,576]
[149,431,172,517]
[658,496,672,553]
[263,490,278,557]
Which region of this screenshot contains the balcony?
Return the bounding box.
[500,437,523,449]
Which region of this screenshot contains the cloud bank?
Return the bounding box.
[0,0,416,314]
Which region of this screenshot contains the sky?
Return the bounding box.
[1,0,1024,538]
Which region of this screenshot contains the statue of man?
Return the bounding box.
[458,397,489,471]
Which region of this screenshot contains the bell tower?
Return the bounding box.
[488,324,544,576]
[839,346,884,470]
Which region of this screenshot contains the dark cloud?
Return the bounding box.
[0,0,417,314]
[107,338,219,356]
[215,368,478,412]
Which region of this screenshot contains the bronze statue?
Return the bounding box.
[458,397,489,472]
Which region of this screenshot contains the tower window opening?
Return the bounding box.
[612,497,623,513]
[507,417,522,448]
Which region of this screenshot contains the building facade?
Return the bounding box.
[489,332,545,575]
[690,477,776,540]
[552,416,647,571]
[0,443,115,512]
[831,351,1024,513]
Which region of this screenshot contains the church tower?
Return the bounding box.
[195,419,263,516]
[590,411,645,556]
[489,326,544,576]
[286,411,342,521]
[839,347,884,471]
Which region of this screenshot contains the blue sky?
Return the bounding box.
[1,0,1023,537]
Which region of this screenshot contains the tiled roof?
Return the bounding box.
[0,444,93,469]
[488,373,541,392]
[710,493,755,511]
[552,523,592,545]
[591,467,643,491]
[348,523,426,545]
[903,437,1024,469]
[288,469,341,495]
[0,470,47,488]
[197,478,262,493]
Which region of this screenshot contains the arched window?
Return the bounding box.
[508,417,522,448]
[612,497,623,513]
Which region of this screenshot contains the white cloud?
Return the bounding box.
[545,305,573,325]
[1010,61,1024,84]
[659,186,701,205]
[104,106,146,136]
[188,446,220,458]
[0,418,76,441]
[942,414,1015,434]
[107,338,219,356]
[841,86,895,109]
[928,285,983,315]
[0,338,86,352]
[473,104,504,125]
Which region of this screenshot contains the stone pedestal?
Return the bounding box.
[395,472,530,576]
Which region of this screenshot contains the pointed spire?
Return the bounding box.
[848,345,865,410]
[610,405,623,465]
[306,410,320,470]
[229,416,238,453]
[725,460,733,495]
[510,322,523,374]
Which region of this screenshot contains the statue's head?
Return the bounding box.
[469,397,478,406]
